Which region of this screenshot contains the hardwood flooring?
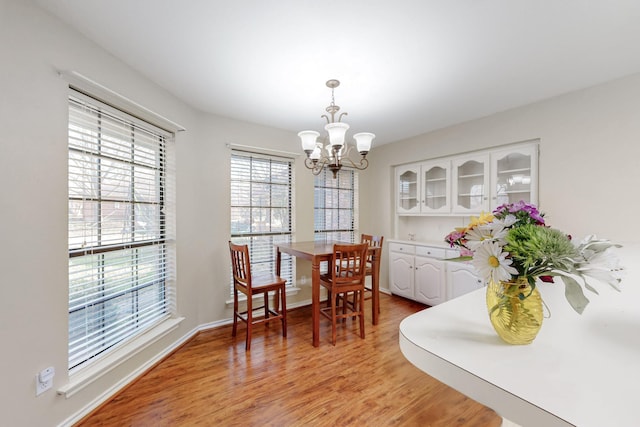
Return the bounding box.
[76,294,501,427]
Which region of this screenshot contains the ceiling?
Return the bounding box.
[34,0,640,145]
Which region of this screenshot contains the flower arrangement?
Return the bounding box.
[445,201,624,314]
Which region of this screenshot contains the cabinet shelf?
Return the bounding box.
[458,193,485,197]
[457,173,484,179]
[498,190,531,195]
[425,177,446,183]
[425,195,446,199]
[497,167,531,175]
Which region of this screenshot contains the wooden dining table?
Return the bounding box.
[275,240,381,347]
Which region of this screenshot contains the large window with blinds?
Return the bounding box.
[230,150,293,291]
[68,91,175,371]
[314,169,359,242]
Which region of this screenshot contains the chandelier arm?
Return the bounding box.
[304,156,329,175]
[341,156,369,171]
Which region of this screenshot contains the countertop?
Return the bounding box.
[388,238,453,249]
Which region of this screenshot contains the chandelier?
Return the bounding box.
[298,79,375,178]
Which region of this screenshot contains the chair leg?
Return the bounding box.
[342,292,348,319]
[246,294,253,351]
[359,289,365,339]
[280,287,287,338]
[232,289,238,338]
[331,289,337,346]
[264,291,270,323]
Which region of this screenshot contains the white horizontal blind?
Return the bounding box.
[68,91,175,370]
[314,168,359,243]
[230,150,293,291]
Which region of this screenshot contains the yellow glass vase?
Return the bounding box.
[486,277,543,345]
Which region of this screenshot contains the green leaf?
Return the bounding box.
[582,278,599,295]
[446,256,473,262]
[561,276,590,314]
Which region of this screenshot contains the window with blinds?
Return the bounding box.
[68,91,175,371]
[230,150,293,291]
[314,168,359,242]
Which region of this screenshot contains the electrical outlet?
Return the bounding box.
[300,275,307,285]
[36,367,55,396]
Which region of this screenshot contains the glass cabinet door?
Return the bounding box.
[452,154,490,214]
[491,145,538,208]
[422,160,450,214]
[397,165,420,214]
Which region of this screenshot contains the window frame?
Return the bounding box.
[229,149,294,293]
[67,89,175,372]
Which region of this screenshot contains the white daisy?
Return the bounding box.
[472,241,518,283]
[465,222,509,250]
[495,214,518,228]
[465,225,494,250]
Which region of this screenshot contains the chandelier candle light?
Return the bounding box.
[298,79,375,178]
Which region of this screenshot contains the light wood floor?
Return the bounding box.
[77,294,501,426]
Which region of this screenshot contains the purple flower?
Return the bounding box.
[493,200,545,226]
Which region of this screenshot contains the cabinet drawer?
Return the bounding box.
[389,242,415,254]
[415,246,447,259]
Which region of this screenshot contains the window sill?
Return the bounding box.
[58,316,184,399]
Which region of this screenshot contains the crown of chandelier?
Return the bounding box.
[298,79,375,178]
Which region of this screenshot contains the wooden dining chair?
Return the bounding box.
[344,234,384,312]
[229,241,287,351]
[319,243,369,345]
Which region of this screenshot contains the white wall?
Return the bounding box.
[360,70,640,291]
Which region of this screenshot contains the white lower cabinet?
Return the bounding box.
[414,256,446,305]
[389,242,447,306]
[446,261,485,300]
[389,241,484,305]
[389,251,414,299]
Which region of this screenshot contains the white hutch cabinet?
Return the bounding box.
[421,160,451,214]
[396,160,451,215]
[396,164,420,214]
[490,145,538,208]
[396,141,538,216]
[451,153,490,214]
[452,143,538,214]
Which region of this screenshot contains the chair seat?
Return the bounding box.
[249,273,287,291]
[320,273,364,290]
